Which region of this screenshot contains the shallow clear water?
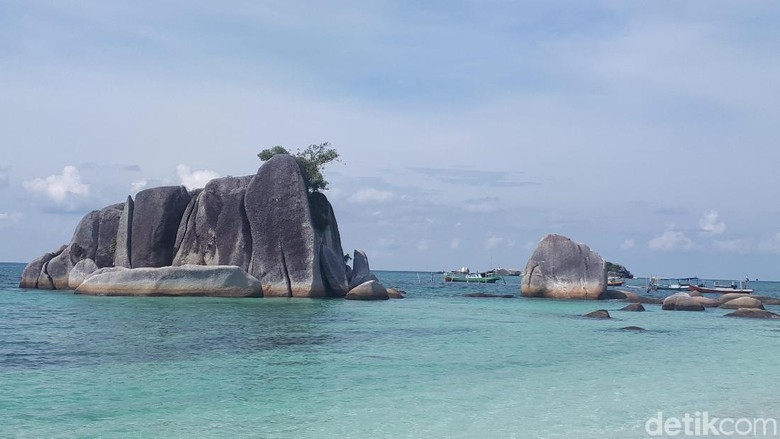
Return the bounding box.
[2,263,779,438]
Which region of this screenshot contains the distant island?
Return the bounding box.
[606,261,633,279]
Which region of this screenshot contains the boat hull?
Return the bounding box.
[444,276,499,283]
[688,285,753,295]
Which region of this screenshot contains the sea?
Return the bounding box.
[1,262,779,438]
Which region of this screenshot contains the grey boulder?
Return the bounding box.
[690,296,719,308]
[348,249,372,289]
[584,309,611,319]
[724,309,780,319]
[662,293,705,311]
[94,203,123,268]
[67,258,99,290]
[130,186,192,268]
[114,196,134,268]
[245,154,326,297]
[75,265,262,297]
[600,289,663,304]
[46,210,102,289]
[521,234,607,300]
[717,293,750,305]
[19,245,66,289]
[720,296,764,310]
[387,288,407,299]
[173,176,254,270]
[345,280,389,301]
[320,245,349,296]
[620,303,645,312]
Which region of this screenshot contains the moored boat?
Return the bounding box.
[444,271,501,283]
[689,281,753,295]
[648,276,702,291]
[607,276,625,287]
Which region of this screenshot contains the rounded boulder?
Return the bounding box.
[720,297,764,310]
[345,280,389,301]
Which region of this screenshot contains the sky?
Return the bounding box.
[1,1,779,279]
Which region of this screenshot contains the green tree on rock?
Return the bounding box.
[258,142,340,193]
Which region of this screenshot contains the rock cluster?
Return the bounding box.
[20,155,388,299]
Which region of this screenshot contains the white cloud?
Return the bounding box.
[758,233,780,254]
[699,210,726,235]
[177,164,219,190]
[417,240,430,251]
[131,179,148,192]
[349,188,395,204]
[450,238,461,249]
[713,239,751,254]
[648,227,694,252]
[23,165,89,202]
[620,238,635,250]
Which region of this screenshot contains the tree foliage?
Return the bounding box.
[257,142,340,192]
[606,261,634,279]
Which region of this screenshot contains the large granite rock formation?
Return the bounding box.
[131,186,191,268]
[173,176,253,270]
[75,265,262,297]
[245,155,327,297]
[521,234,607,300]
[20,155,355,299]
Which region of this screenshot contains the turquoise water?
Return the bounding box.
[2,263,780,438]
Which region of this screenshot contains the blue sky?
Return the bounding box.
[1,1,779,279]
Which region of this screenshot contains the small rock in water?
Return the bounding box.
[620,303,645,312]
[754,295,780,306]
[723,309,780,319]
[386,288,406,299]
[584,309,611,319]
[662,293,705,311]
[620,326,647,332]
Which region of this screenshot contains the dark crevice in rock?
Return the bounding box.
[279,243,292,297]
[239,197,252,265]
[308,192,331,233]
[39,261,54,289]
[174,195,199,257]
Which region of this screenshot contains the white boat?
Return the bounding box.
[647,276,702,292]
[689,281,753,295]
